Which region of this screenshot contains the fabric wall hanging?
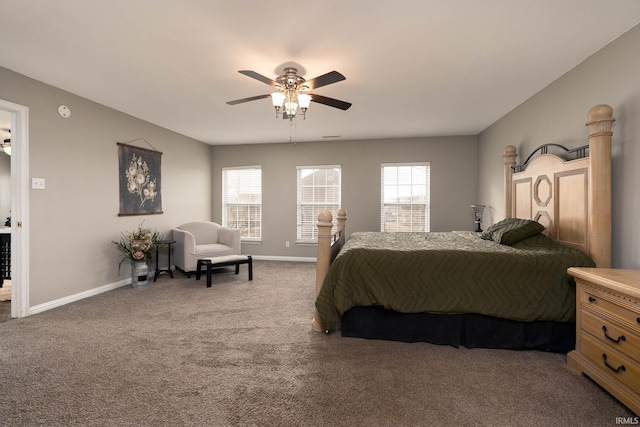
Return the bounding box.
[117,141,163,216]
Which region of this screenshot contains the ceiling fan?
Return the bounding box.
[226,67,352,120]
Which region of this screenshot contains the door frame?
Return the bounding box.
[0,98,29,318]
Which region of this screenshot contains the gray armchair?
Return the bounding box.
[173,221,241,276]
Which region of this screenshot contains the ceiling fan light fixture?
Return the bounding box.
[284,101,298,116]
[271,92,285,107]
[227,68,350,127]
[297,93,312,110]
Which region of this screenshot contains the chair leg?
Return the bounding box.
[248,255,253,281]
[206,262,212,288]
[235,263,240,275]
[195,260,202,281]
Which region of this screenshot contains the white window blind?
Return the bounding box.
[222,166,262,239]
[381,163,430,232]
[297,165,341,241]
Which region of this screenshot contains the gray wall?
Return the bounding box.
[478,23,640,269]
[212,136,479,258]
[0,67,212,306]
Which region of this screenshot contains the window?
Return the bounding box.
[381,163,430,232]
[222,166,262,240]
[297,166,341,241]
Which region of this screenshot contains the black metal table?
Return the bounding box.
[154,239,176,281]
[0,231,10,288]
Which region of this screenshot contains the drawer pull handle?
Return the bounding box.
[637,317,640,324]
[588,296,596,303]
[602,326,626,343]
[602,354,626,373]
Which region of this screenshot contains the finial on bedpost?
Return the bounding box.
[313,210,334,332]
[586,104,614,268]
[503,145,517,219]
[586,104,615,139]
[337,208,347,236]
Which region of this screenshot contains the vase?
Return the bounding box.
[131,260,149,288]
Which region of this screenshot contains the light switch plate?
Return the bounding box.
[32,177,45,190]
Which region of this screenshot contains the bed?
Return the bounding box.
[312,104,615,352]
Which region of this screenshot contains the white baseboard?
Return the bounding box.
[251,255,316,262]
[28,277,131,316]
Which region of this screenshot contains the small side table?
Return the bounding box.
[196,255,253,288]
[154,239,176,281]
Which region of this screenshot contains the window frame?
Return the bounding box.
[296,165,342,243]
[222,165,262,241]
[380,162,430,232]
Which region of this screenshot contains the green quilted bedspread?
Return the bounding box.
[315,232,596,331]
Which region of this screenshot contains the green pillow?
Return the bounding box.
[481,218,545,245]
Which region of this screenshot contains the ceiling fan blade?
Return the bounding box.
[238,70,278,87]
[309,94,352,111]
[305,71,346,90]
[226,94,271,105]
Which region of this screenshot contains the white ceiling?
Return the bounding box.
[1,0,640,145]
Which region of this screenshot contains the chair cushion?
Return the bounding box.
[194,243,234,257]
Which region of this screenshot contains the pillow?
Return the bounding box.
[480,218,545,245]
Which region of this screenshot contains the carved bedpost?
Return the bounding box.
[503,145,517,219]
[586,104,614,268]
[337,208,347,236]
[312,210,333,332]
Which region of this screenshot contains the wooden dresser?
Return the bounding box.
[567,268,640,415]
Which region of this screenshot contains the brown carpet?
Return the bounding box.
[0,261,633,426]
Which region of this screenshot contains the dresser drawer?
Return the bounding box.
[582,309,640,364]
[581,333,640,393]
[581,287,640,331]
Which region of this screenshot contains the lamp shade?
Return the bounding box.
[471,204,485,232]
[297,94,311,109]
[285,101,298,115]
[1,140,10,156]
[271,92,285,107]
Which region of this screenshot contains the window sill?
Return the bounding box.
[295,240,317,246]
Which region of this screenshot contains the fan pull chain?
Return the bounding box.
[290,116,297,146]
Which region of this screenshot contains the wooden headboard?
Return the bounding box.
[503,104,614,267]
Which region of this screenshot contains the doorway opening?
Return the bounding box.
[0,99,30,319]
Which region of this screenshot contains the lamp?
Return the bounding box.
[297,93,311,111]
[1,138,10,156]
[270,92,285,109]
[471,205,485,232]
[270,67,313,121]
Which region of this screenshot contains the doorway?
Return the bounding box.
[0,99,30,319]
[0,109,9,321]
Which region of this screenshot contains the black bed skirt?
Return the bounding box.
[340,306,576,353]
